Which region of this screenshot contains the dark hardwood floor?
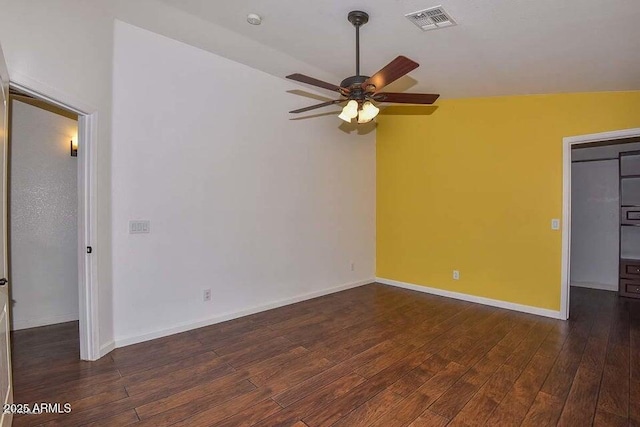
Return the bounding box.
[10,283,640,426]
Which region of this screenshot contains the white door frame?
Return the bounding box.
[8,75,100,361]
[562,127,640,320]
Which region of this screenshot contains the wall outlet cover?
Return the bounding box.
[129,220,150,234]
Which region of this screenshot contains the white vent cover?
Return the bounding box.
[405,6,456,31]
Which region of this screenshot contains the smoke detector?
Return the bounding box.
[406,6,456,31]
[247,13,262,25]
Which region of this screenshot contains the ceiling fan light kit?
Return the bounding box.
[286,10,439,123]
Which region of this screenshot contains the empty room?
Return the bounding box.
[0,0,639,426]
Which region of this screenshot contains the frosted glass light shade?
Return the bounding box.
[339,100,359,123]
[357,101,379,123]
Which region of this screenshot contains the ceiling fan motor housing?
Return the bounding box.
[340,75,371,100]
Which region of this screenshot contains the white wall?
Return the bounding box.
[0,0,116,349]
[0,0,353,354]
[10,100,79,329]
[111,21,375,346]
[570,160,619,291]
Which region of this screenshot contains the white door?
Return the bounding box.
[0,43,13,427]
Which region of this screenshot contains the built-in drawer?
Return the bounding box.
[620,259,640,279]
[620,278,640,298]
[622,207,640,225]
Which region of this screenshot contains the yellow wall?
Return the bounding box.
[376,91,640,311]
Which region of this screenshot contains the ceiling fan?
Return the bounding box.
[287,10,440,124]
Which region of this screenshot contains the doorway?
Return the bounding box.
[562,128,640,319]
[9,91,79,333]
[6,82,99,361]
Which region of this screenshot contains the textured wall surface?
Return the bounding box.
[10,99,78,330]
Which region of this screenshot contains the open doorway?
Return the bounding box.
[3,81,99,361]
[8,90,81,370]
[563,128,640,319]
[9,91,79,329]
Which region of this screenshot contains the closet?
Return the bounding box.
[570,139,640,299]
[619,151,640,298]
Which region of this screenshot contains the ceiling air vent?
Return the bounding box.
[405,6,456,31]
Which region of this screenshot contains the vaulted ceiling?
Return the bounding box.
[155,0,640,99]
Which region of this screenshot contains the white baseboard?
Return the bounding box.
[570,281,617,292]
[376,277,563,320]
[113,278,374,349]
[11,312,80,331]
[99,340,116,358]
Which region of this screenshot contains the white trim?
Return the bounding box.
[570,282,617,292]
[377,277,563,319]
[8,72,96,114]
[114,278,373,348]
[562,127,640,321]
[11,313,79,331]
[99,340,115,358]
[563,128,640,145]
[8,77,100,361]
[77,113,100,361]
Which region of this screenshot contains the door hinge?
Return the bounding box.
[87,246,93,254]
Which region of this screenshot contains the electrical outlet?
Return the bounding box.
[453,270,460,280]
[350,261,355,271]
[203,289,212,302]
[551,219,560,230]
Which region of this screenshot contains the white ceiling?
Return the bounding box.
[155,0,640,99]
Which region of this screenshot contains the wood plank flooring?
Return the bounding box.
[10,283,640,426]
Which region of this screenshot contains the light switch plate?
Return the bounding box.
[129,220,150,234]
[551,219,560,230]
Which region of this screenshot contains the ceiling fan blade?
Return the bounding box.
[373,93,440,104]
[289,99,343,114]
[286,74,346,93]
[362,56,419,92]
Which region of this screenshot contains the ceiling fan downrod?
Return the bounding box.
[347,11,369,79]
